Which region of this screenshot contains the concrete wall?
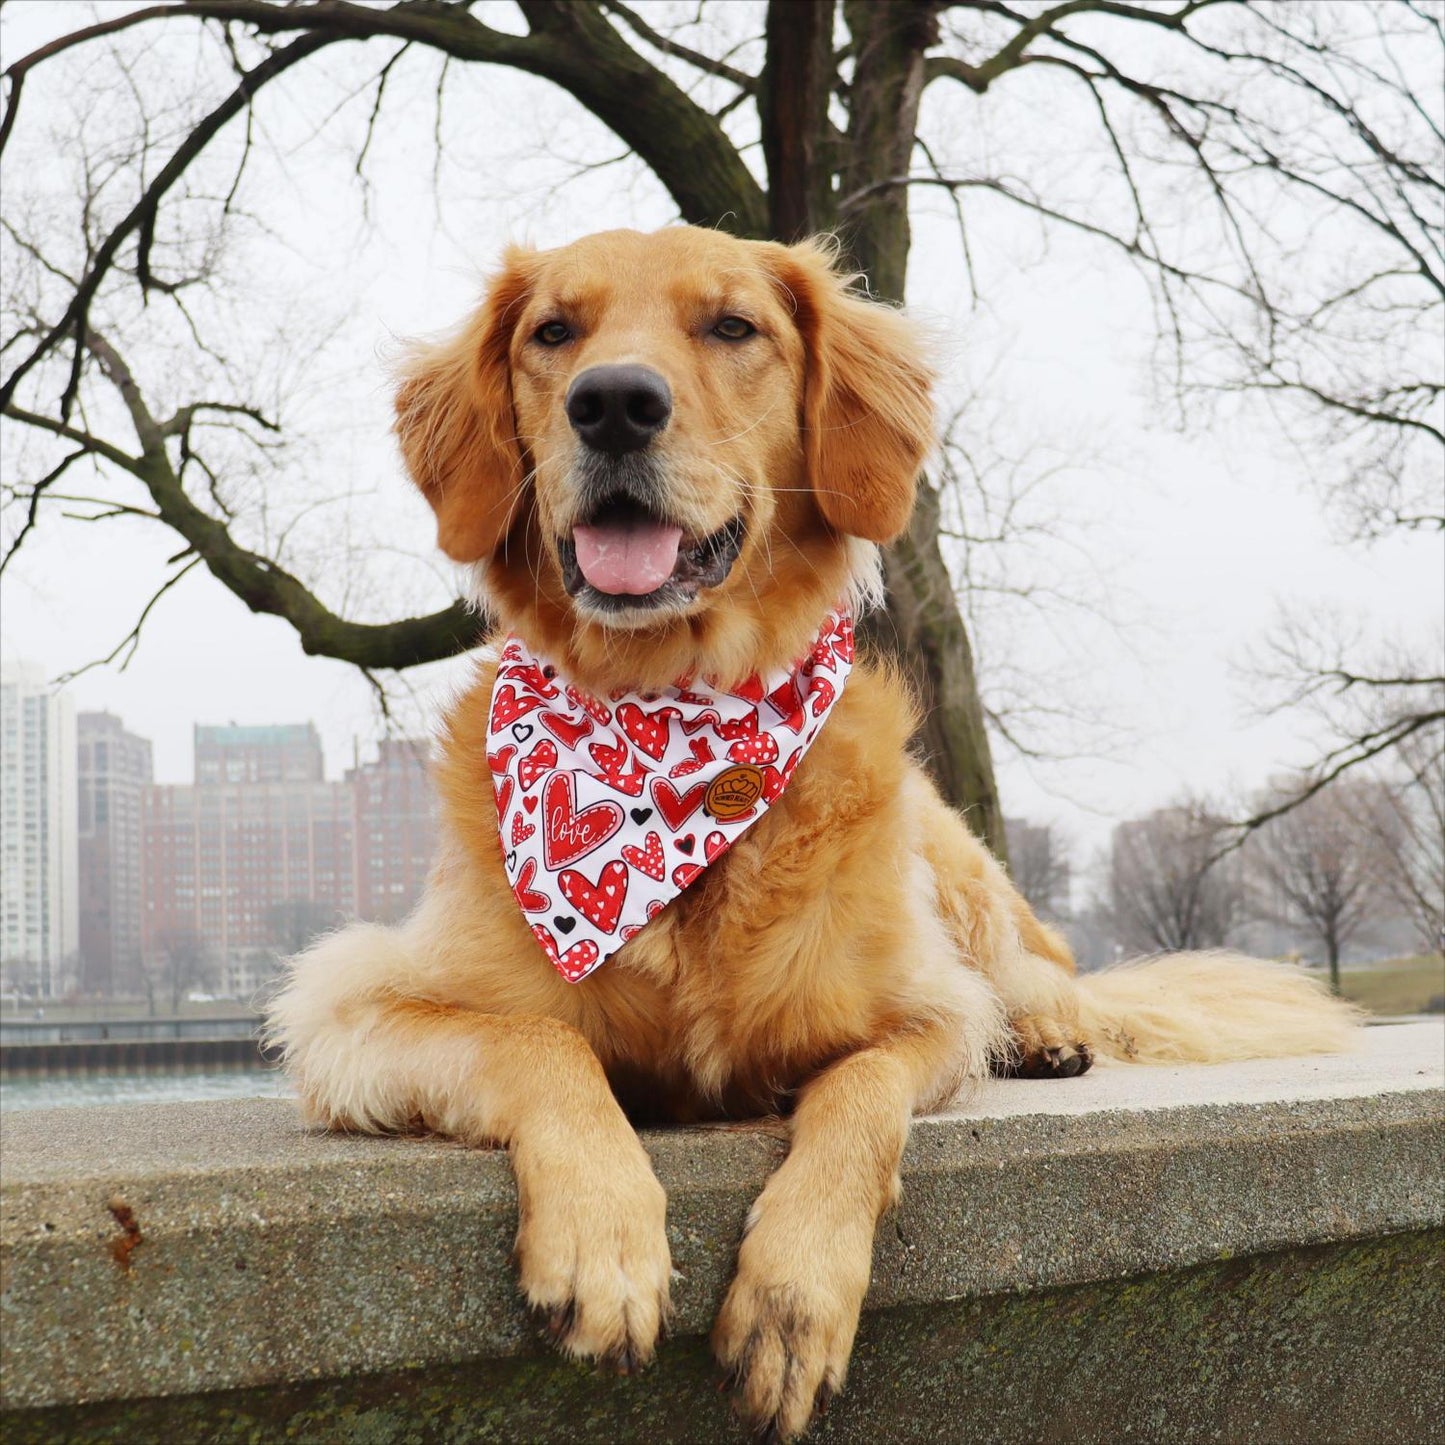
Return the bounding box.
[3,1022,1442,1442]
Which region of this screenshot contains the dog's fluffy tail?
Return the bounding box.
[1076,952,1363,1065]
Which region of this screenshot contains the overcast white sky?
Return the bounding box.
[1,1,1440,872]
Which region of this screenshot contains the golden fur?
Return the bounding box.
[268,225,1358,1442]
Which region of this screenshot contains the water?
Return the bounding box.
[0,1070,296,1112]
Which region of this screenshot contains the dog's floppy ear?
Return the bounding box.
[770,239,934,543]
[394,247,538,562]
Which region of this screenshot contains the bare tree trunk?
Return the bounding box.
[870,486,1006,849]
[834,0,1008,856]
[759,1,835,242]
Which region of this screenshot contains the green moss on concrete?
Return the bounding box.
[9,1231,1441,1445]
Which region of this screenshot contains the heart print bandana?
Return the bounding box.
[487,609,854,982]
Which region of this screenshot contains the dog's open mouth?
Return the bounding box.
[558,496,745,613]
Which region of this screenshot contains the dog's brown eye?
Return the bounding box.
[534,321,572,346]
[712,316,756,341]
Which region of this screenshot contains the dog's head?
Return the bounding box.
[396,227,933,685]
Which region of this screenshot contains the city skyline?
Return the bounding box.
[1,662,439,1000]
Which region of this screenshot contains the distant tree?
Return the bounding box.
[144,925,217,1014]
[1004,816,1072,921]
[265,897,341,956]
[1106,798,1245,954]
[1356,736,1445,958]
[1244,781,1385,992]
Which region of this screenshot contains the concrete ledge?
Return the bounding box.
[3,1022,1443,1437]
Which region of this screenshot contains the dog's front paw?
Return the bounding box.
[712,1193,873,1441]
[994,1012,1094,1079]
[513,1140,671,1372]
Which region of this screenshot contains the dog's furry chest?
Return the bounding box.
[583,729,923,1116]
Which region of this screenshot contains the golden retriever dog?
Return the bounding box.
[268,226,1357,1441]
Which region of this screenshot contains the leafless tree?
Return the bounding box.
[1240,615,1444,839]
[265,897,343,957]
[143,924,217,1015]
[1355,733,1445,956]
[1004,815,1073,920]
[3,1,1440,859]
[1243,780,1387,991]
[1106,796,1246,953]
[934,391,1129,765]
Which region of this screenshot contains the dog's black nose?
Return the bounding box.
[565,365,672,454]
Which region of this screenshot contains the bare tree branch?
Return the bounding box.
[2,28,338,418]
[598,1,756,90]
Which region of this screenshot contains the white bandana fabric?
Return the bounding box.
[487,609,855,982]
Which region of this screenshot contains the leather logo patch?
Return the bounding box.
[704,764,764,820]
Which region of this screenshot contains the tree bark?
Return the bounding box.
[834,0,1008,856]
[759,1,836,240]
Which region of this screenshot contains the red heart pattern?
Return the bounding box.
[587,735,649,796]
[513,858,550,913]
[541,773,624,870]
[621,831,666,881]
[765,677,808,733]
[540,711,594,749]
[617,702,679,760]
[567,685,612,725]
[490,609,852,983]
[809,678,836,717]
[762,747,804,804]
[619,899,666,943]
[559,860,629,934]
[501,661,560,698]
[518,740,559,791]
[652,777,706,830]
[670,736,715,778]
[728,734,778,766]
[491,684,545,731]
[530,924,600,982]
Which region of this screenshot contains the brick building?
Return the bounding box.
[194,723,324,785]
[76,712,153,995]
[134,725,436,1000]
[350,739,437,924]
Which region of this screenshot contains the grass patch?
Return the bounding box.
[1338,955,1445,1016]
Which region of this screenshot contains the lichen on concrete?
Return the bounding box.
[5,1233,1441,1444]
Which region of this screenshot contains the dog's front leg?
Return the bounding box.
[496,1011,673,1372]
[712,1022,967,1441]
[276,969,671,1371]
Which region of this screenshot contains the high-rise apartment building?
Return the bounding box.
[1,661,78,997]
[77,712,153,994]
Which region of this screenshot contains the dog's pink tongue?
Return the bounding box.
[573,520,683,595]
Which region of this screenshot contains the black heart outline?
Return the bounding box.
[512,722,535,742]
